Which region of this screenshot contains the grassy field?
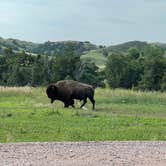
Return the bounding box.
[0,87,166,143]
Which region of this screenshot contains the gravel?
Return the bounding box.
[0,141,166,166]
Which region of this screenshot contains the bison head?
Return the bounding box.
[46,84,57,103]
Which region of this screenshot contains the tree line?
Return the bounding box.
[0,44,104,87]
[105,45,166,91]
[0,43,166,91]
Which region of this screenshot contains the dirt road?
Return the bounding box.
[0,141,166,166]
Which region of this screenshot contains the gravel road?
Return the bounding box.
[0,141,166,166]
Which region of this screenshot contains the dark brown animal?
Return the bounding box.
[46,80,95,109]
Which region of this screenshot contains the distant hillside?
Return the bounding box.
[0,37,38,51]
[81,41,149,67]
[153,42,166,51]
[0,37,97,56]
[31,41,97,56]
[107,41,148,53]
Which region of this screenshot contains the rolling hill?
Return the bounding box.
[0,37,165,67]
[0,37,97,56]
[107,41,148,53]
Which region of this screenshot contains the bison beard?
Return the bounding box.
[46,80,95,110]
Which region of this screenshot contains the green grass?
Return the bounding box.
[0,87,166,143]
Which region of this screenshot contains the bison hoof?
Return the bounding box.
[82,106,88,110]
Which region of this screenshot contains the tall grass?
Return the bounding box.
[0,87,165,142]
[96,88,166,105]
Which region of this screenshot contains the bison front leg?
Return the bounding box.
[51,98,55,103]
[64,99,75,108]
[80,98,87,109]
[69,99,75,108]
[64,102,69,108]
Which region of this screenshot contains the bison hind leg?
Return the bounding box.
[80,98,87,108]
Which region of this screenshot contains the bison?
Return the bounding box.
[46,80,95,109]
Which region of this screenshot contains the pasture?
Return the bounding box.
[0,87,166,143]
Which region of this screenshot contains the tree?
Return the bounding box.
[76,61,105,87]
[47,57,59,83]
[161,72,166,91]
[128,47,140,59]
[105,53,127,88]
[105,52,142,89]
[7,64,21,86]
[53,43,81,80]
[138,45,166,90]
[4,47,13,56]
[31,55,49,86]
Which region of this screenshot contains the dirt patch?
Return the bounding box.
[0,141,166,166]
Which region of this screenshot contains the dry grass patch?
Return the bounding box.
[0,86,33,93]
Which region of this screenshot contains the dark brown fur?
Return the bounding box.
[46,80,95,109]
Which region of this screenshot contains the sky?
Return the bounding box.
[0,0,166,45]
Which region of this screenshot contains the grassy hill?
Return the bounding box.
[0,37,97,56]
[107,41,148,53]
[31,40,97,56]
[0,37,38,51]
[81,49,107,68]
[81,41,149,67]
[153,42,166,51]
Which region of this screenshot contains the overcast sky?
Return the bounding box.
[0,0,166,45]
